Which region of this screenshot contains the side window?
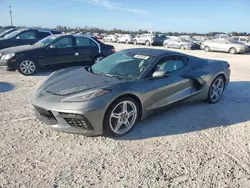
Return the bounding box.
[37,31,51,39]
[239,38,247,42]
[17,31,36,39]
[155,56,187,73]
[76,37,97,47]
[219,39,227,44]
[54,37,73,48]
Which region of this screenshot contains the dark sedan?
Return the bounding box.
[0,28,62,50]
[0,34,115,75]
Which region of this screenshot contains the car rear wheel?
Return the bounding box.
[207,76,225,103]
[145,40,150,46]
[229,47,236,54]
[180,45,185,50]
[18,59,38,76]
[104,97,139,137]
[204,46,210,52]
[125,40,129,44]
[134,40,138,45]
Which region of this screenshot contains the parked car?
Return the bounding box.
[85,32,94,38]
[163,37,197,50]
[232,36,250,49]
[117,34,134,44]
[32,48,230,137]
[186,37,203,49]
[133,34,163,46]
[0,28,62,50]
[103,34,118,43]
[201,38,248,54]
[0,28,18,38]
[0,34,115,75]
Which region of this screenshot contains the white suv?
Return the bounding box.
[117,34,134,44]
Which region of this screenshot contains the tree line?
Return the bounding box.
[0,25,249,36]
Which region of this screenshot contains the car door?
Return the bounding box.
[217,39,229,52]
[145,55,193,111]
[14,30,38,46]
[39,36,76,66]
[209,39,219,51]
[138,35,145,44]
[74,36,100,66]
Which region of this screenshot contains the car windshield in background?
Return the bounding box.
[3,30,23,39]
[34,35,59,46]
[91,51,155,80]
[0,29,14,37]
[181,38,189,42]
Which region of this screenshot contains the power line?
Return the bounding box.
[9,6,13,26]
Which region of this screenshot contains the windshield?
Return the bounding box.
[0,29,14,37]
[180,38,189,42]
[3,30,23,39]
[91,51,155,80]
[34,35,59,46]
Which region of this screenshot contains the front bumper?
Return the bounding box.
[236,47,247,54]
[0,59,17,71]
[32,93,109,136]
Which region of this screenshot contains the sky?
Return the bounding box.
[0,0,249,33]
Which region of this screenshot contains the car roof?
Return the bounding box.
[123,48,182,56]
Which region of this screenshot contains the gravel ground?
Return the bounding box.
[1,43,250,188]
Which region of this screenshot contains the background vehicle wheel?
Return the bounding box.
[180,45,185,50]
[125,40,129,44]
[104,97,139,137]
[93,55,104,64]
[134,40,138,45]
[145,40,150,46]
[207,76,225,103]
[164,43,169,48]
[18,59,38,76]
[229,47,236,54]
[204,46,210,52]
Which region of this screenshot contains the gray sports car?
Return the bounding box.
[32,48,230,137]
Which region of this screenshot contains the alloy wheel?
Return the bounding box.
[109,100,138,135]
[209,77,225,103]
[19,60,36,75]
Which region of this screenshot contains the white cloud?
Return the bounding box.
[74,0,148,15]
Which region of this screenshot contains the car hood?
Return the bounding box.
[0,44,42,54]
[42,67,122,96]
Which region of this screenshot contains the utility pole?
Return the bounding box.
[9,6,13,26]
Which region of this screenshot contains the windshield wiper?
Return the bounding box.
[91,71,123,80]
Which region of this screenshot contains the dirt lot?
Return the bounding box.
[1,43,250,188]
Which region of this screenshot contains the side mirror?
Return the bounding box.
[49,45,56,49]
[152,69,169,78]
[16,36,21,40]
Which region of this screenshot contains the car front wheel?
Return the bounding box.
[229,47,237,54]
[18,59,38,76]
[104,97,139,137]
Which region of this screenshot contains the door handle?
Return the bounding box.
[75,52,79,56]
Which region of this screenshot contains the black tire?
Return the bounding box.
[145,40,150,46]
[207,75,225,104]
[229,47,237,54]
[103,97,140,137]
[204,46,210,52]
[17,58,38,76]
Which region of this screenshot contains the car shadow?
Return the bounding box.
[116,81,250,140]
[0,82,15,92]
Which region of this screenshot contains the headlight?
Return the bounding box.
[2,53,15,60]
[1,53,15,60]
[61,89,110,102]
